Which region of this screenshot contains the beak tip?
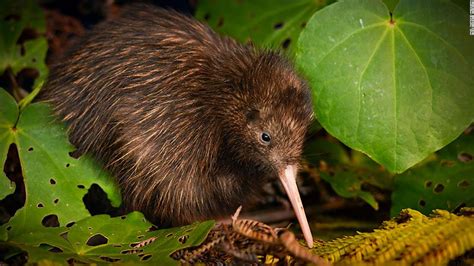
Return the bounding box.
[280,164,314,249]
[305,235,314,248]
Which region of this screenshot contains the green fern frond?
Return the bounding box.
[312,208,474,265]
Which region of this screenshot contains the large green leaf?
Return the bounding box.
[0,0,48,85]
[0,89,121,239]
[0,88,215,262]
[0,90,17,200]
[391,132,474,216]
[195,0,332,55]
[0,0,46,34]
[5,212,214,265]
[297,0,474,173]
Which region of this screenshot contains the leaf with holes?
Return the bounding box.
[0,89,121,240]
[195,0,333,55]
[297,0,474,173]
[391,132,474,216]
[0,0,48,86]
[0,90,17,200]
[5,211,214,265]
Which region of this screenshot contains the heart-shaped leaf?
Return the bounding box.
[297,0,474,173]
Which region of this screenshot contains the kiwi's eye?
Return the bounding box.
[260,132,271,145]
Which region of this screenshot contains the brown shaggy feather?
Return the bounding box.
[39,4,313,226]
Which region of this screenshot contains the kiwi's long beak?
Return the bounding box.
[279,164,314,248]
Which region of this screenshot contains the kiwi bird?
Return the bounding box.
[39,5,314,247]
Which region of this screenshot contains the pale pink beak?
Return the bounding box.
[279,165,314,248]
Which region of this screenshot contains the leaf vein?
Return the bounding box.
[312,22,386,68]
[397,21,468,65]
[355,28,390,145]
